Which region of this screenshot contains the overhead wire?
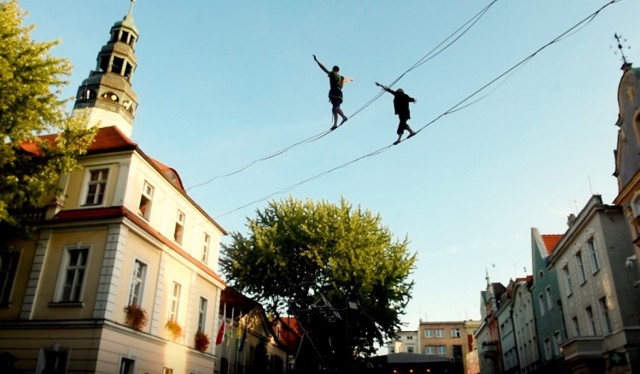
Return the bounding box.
[186,0,501,192]
[215,0,622,219]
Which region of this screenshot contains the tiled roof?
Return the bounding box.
[541,234,563,255]
[18,126,136,156]
[87,126,137,153]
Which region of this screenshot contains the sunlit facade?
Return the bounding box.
[0,4,227,373]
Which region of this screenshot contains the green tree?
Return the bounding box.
[222,197,416,370]
[0,0,95,239]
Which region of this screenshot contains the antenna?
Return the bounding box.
[613,33,631,64]
[127,0,136,16]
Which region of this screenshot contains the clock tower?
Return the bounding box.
[72,0,139,138]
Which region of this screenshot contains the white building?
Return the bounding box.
[549,195,640,373]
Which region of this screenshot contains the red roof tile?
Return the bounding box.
[541,234,563,255]
[87,126,137,152]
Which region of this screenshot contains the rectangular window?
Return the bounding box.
[452,345,462,359]
[599,297,612,335]
[585,306,596,335]
[435,329,445,338]
[0,251,20,305]
[545,286,553,311]
[576,251,587,285]
[553,331,562,356]
[587,239,600,273]
[84,168,109,206]
[437,345,446,356]
[198,297,208,333]
[424,329,434,338]
[128,260,147,306]
[538,294,546,316]
[451,328,461,338]
[572,316,580,337]
[174,210,185,244]
[37,346,70,374]
[425,345,435,354]
[168,282,181,321]
[201,233,210,263]
[119,358,135,374]
[562,265,573,296]
[407,346,414,353]
[59,247,88,302]
[544,338,552,360]
[112,56,124,75]
[162,368,174,374]
[138,181,154,220]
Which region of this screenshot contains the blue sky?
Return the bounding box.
[20,0,639,330]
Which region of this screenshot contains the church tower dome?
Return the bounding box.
[72,0,139,138]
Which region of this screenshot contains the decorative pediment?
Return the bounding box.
[614,67,640,192]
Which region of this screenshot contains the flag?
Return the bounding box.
[216,303,227,345]
[215,318,225,345]
[225,307,235,347]
[238,326,248,352]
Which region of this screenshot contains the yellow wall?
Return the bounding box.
[31,228,108,320]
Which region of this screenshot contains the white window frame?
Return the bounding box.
[587,238,600,273]
[425,345,435,354]
[572,316,580,337]
[545,286,553,311]
[435,329,445,338]
[198,297,208,333]
[35,345,70,374]
[562,265,573,296]
[56,246,90,303]
[599,297,612,335]
[174,210,185,245]
[82,167,110,206]
[425,329,433,338]
[168,281,181,322]
[138,181,154,220]
[119,357,135,374]
[575,250,587,285]
[451,328,461,338]
[201,233,210,263]
[553,331,561,356]
[0,250,20,305]
[128,259,147,306]
[437,345,446,356]
[585,306,596,336]
[538,293,546,316]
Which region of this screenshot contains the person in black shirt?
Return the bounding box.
[376,82,417,144]
[314,55,352,130]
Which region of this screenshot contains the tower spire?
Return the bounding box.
[127,0,136,17]
[71,2,140,138]
[613,33,632,68]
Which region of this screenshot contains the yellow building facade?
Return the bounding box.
[0,4,227,373]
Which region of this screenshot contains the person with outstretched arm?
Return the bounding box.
[376,82,417,144]
[314,55,352,130]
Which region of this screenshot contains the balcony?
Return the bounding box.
[482,341,499,359]
[560,336,604,362]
